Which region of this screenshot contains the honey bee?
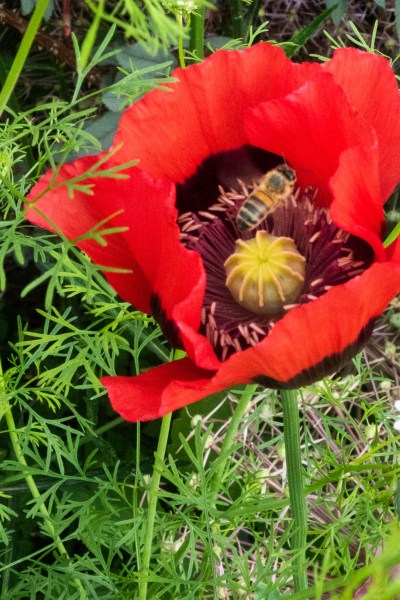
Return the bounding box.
[236,164,296,232]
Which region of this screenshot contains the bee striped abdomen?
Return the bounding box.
[237,193,273,231]
[236,164,297,233]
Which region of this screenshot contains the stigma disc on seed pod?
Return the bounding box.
[224,231,306,315]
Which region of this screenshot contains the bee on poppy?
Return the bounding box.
[236,165,296,232]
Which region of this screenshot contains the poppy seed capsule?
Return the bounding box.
[224,231,306,315]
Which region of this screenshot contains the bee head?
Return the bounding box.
[276,164,296,182]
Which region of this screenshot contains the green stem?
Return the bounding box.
[189,6,205,61]
[94,415,124,436]
[138,411,172,600]
[229,0,243,39]
[210,384,258,499]
[177,13,186,69]
[281,389,308,592]
[0,55,19,114]
[0,0,50,118]
[0,362,86,598]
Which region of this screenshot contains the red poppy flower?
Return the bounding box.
[26,43,400,422]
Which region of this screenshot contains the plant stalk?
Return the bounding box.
[281,388,308,592]
[177,13,186,68]
[0,0,50,118]
[189,6,205,61]
[138,411,172,600]
[229,0,243,38]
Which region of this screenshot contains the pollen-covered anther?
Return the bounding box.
[224,231,306,315]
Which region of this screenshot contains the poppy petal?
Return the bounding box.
[324,48,400,199]
[329,144,385,260]
[102,261,400,422]
[244,71,377,207]
[101,358,221,421]
[26,155,220,370]
[113,44,319,182]
[26,156,161,312]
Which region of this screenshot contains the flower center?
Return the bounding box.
[176,172,374,362]
[224,232,306,315]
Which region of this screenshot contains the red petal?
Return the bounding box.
[329,145,385,260]
[26,156,220,370]
[102,260,400,421]
[323,48,400,200]
[244,72,377,207]
[101,358,221,421]
[113,44,319,182]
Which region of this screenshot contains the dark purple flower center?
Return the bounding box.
[175,148,374,361]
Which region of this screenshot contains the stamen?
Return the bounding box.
[337,256,355,267]
[250,332,260,345]
[347,268,366,277]
[177,211,192,222]
[198,211,217,220]
[181,221,196,232]
[213,329,218,347]
[310,278,323,287]
[233,338,242,352]
[209,314,217,329]
[238,323,248,338]
[176,176,374,362]
[332,230,350,244]
[250,322,267,336]
[309,231,322,244]
[186,223,202,233]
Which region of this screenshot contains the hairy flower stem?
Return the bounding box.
[189,6,205,60]
[0,362,87,599]
[281,388,308,592]
[0,0,49,118]
[138,412,172,600]
[210,384,258,499]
